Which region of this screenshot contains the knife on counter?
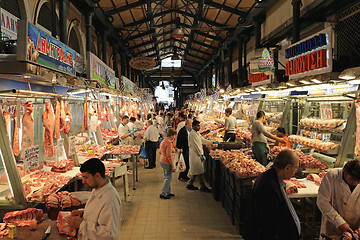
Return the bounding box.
[41,226,51,240]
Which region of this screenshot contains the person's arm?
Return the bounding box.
[256,122,285,143]
[143,129,149,141]
[79,199,121,239]
[223,118,229,131]
[317,173,349,233]
[166,143,175,170]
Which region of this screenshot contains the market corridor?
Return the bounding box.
[117,160,243,240]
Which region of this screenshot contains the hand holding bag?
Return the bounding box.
[176,153,186,172]
[139,143,148,159]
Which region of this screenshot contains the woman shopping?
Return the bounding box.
[159,128,177,199]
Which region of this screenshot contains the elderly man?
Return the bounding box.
[67,158,122,240]
[176,119,192,181]
[317,160,360,238]
[244,149,301,240]
[143,120,160,169]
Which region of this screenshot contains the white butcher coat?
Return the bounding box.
[317,168,360,236]
[118,123,133,159]
[188,129,213,175]
[79,180,122,240]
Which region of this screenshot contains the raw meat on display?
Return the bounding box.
[59,101,66,132]
[288,135,338,153]
[83,100,88,131]
[3,208,43,226]
[300,118,346,129]
[270,146,328,170]
[0,223,8,237]
[355,99,360,156]
[340,231,360,240]
[42,101,55,157]
[22,101,34,149]
[107,145,140,154]
[54,101,61,138]
[63,101,72,134]
[284,181,298,194]
[51,159,74,173]
[306,173,325,186]
[3,111,10,135]
[12,110,20,156]
[236,129,252,140]
[57,211,76,236]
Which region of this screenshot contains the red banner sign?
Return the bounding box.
[249,73,270,84]
[285,49,327,76]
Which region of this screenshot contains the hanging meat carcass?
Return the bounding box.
[63,101,72,134]
[59,101,66,132]
[355,99,360,156]
[54,101,61,138]
[21,101,34,149]
[42,101,55,157]
[13,110,20,156]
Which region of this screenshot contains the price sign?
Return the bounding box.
[320,103,333,120]
[23,146,40,171]
[309,148,316,156]
[87,149,94,155]
[300,129,304,136]
[109,144,113,148]
[81,145,86,149]
[86,144,90,148]
[295,144,304,152]
[310,131,318,139]
[55,139,66,161]
[322,133,332,142]
[111,128,115,131]
[245,105,254,117]
[68,136,76,156]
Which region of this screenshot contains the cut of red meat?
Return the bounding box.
[13,110,20,156]
[22,101,34,150]
[57,211,76,236]
[42,101,55,157]
[3,208,43,226]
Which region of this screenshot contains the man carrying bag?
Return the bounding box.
[176,119,192,181]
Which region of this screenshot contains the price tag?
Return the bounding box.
[111,128,115,131]
[87,149,94,155]
[105,141,108,146]
[109,144,113,148]
[68,136,76,156]
[87,144,90,148]
[309,148,315,156]
[320,103,333,120]
[310,131,318,139]
[81,145,86,149]
[295,144,304,152]
[265,161,273,169]
[92,140,95,145]
[322,133,331,142]
[23,146,40,171]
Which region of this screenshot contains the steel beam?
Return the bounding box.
[104,0,146,16]
[192,39,217,49]
[134,46,157,56]
[129,39,154,50]
[125,30,154,41]
[194,30,222,41]
[204,0,247,18]
[116,17,150,30]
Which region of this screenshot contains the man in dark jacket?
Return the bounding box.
[244,149,301,240]
[176,119,192,181]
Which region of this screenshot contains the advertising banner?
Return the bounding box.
[121,76,135,92]
[1,8,19,41]
[89,52,115,88]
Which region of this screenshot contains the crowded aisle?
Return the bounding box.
[120,157,242,240]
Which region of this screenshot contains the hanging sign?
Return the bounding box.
[310,131,318,139]
[322,133,331,142]
[68,136,76,156]
[248,73,271,85]
[244,105,254,117]
[284,27,333,79]
[23,146,40,171]
[88,52,115,88]
[1,8,19,40]
[0,98,25,119]
[320,103,332,120]
[17,20,79,76]
[295,144,304,152]
[258,48,275,74]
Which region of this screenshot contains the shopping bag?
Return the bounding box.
[173,152,179,166]
[176,153,186,172]
[139,143,148,159]
[163,124,169,133]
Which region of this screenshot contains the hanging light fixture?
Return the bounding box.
[172,17,185,39]
[339,69,356,80]
[311,75,323,83]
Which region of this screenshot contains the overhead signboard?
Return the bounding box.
[249,73,272,86]
[258,48,275,74]
[1,8,19,41]
[88,52,115,88]
[17,20,82,76]
[284,27,333,79]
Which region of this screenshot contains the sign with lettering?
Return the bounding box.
[258,48,275,74]
[0,98,25,119]
[18,21,79,75]
[295,144,304,152]
[68,136,76,156]
[1,8,18,40]
[23,146,40,171]
[284,28,333,79]
[322,133,331,142]
[310,131,318,139]
[55,139,66,161]
[248,73,271,85]
[320,103,332,120]
[244,104,254,117]
[89,52,115,88]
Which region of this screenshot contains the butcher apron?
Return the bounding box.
[252,141,269,166]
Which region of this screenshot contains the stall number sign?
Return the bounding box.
[309,148,316,156]
[68,136,76,156]
[295,144,304,152]
[55,139,66,161]
[322,133,331,142]
[320,103,332,120]
[23,146,40,171]
[310,131,318,139]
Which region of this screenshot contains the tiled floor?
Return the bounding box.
[114,156,244,240]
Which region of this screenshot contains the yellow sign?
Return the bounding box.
[87,150,94,155]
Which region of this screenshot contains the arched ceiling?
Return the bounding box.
[98,0,256,76]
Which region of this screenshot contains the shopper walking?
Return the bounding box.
[251,111,285,166]
[244,149,301,240]
[176,119,192,181]
[159,128,177,199]
[187,120,219,192]
[143,120,160,169]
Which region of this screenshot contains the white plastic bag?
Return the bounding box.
[176,153,186,172]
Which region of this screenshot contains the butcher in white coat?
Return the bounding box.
[317,160,360,238]
[186,119,219,192]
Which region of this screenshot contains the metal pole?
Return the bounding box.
[59,0,67,43]
[51,0,57,37]
[254,16,261,49]
[237,36,243,87]
[86,11,94,52]
[243,39,248,86]
[228,44,233,87]
[292,0,302,43]
[102,29,107,62]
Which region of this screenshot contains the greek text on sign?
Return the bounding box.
[1,8,19,40]
[68,136,76,156]
[23,146,40,171]
[295,144,304,152]
[320,103,332,120]
[322,133,331,142]
[258,48,275,74]
[310,131,318,139]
